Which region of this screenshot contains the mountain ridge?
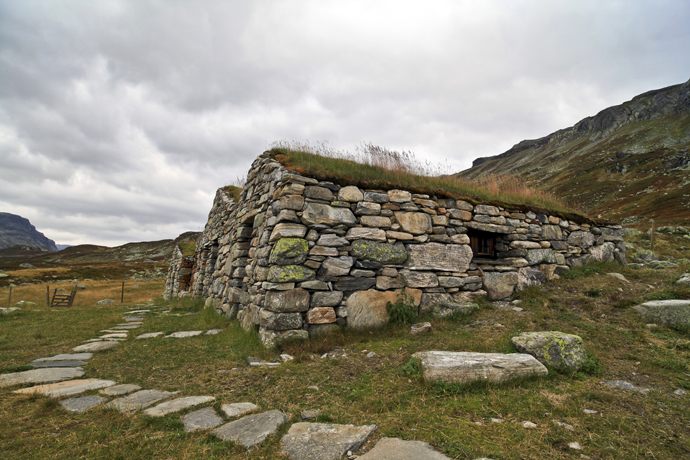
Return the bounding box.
[456,79,690,227]
[0,212,58,252]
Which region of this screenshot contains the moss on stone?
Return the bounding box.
[350,239,408,264]
[267,264,315,283]
[269,238,309,265]
[511,331,587,371]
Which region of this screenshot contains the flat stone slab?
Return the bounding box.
[281,422,378,460]
[32,353,92,362]
[60,395,109,413]
[136,332,164,339]
[205,329,222,335]
[99,333,128,339]
[182,407,224,432]
[29,360,88,368]
[212,410,290,449]
[221,402,259,418]
[1,367,85,388]
[412,351,548,384]
[165,331,203,338]
[144,396,215,417]
[100,383,142,396]
[105,389,177,414]
[358,437,451,459]
[13,378,116,397]
[72,341,119,352]
[511,331,587,371]
[634,300,690,326]
[124,316,144,322]
[84,338,125,343]
[111,324,142,329]
[125,310,150,314]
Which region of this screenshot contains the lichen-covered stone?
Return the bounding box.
[405,243,472,272]
[269,238,309,265]
[511,331,587,371]
[633,300,690,326]
[517,267,547,290]
[567,231,595,248]
[269,223,308,242]
[311,291,343,308]
[526,248,557,265]
[351,240,408,264]
[264,288,310,312]
[267,265,316,283]
[259,310,302,330]
[588,242,615,263]
[483,271,518,300]
[259,328,309,347]
[301,203,356,226]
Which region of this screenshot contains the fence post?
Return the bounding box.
[46,285,50,307]
[121,281,125,303]
[650,219,655,251]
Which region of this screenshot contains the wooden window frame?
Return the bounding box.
[469,231,497,259]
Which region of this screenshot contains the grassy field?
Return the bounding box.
[2,252,689,459]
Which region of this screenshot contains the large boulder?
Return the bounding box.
[264,288,310,312]
[347,289,420,329]
[483,272,518,300]
[588,242,615,263]
[281,423,377,460]
[633,300,690,326]
[412,351,548,384]
[511,331,587,371]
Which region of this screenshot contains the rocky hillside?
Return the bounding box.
[455,79,690,228]
[0,213,58,252]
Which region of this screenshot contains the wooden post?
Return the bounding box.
[121,281,125,303]
[46,285,50,307]
[651,219,655,251]
[8,286,12,307]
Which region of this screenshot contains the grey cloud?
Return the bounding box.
[0,0,689,245]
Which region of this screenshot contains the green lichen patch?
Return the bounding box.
[267,264,315,283]
[269,238,309,266]
[350,239,408,264]
[511,331,587,371]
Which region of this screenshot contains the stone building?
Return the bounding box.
[166,152,626,346]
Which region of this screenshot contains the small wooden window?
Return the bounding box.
[469,231,496,258]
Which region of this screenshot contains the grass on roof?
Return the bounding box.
[268,141,604,224]
[178,241,197,257]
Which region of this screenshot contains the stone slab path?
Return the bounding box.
[32,353,92,362]
[182,407,224,432]
[30,360,87,368]
[60,395,109,414]
[0,367,85,388]
[144,396,215,417]
[100,384,141,396]
[73,341,119,352]
[13,378,115,397]
[221,402,259,418]
[1,306,425,458]
[358,437,452,459]
[212,410,290,449]
[106,389,177,414]
[280,422,378,460]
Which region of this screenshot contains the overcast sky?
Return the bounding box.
[1,1,689,247]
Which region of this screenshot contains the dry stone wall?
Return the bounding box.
[169,152,626,346]
[163,246,195,299]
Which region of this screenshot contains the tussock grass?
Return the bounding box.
[270,140,588,220]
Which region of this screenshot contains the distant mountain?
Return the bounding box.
[0,213,58,252]
[455,79,690,227]
[56,244,72,251]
